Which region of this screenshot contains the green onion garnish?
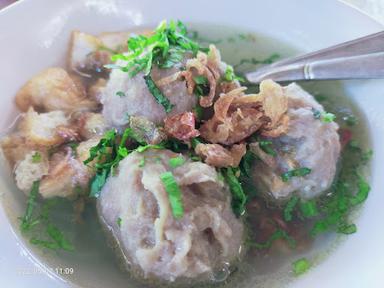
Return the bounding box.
[251,229,296,249]
[337,223,357,235]
[20,181,40,231]
[169,156,185,168]
[284,196,299,222]
[281,167,312,182]
[292,258,311,276]
[221,167,247,216]
[144,74,174,113]
[160,172,184,219]
[300,199,318,218]
[116,91,126,97]
[258,140,277,156]
[31,152,42,163]
[321,112,336,123]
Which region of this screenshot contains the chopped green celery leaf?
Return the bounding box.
[23,197,74,252]
[239,149,257,178]
[162,138,189,152]
[193,75,208,85]
[258,140,277,156]
[89,169,108,198]
[30,238,60,250]
[31,152,42,163]
[135,144,163,153]
[281,167,312,182]
[300,199,319,218]
[224,65,244,82]
[116,91,126,97]
[169,156,185,168]
[293,258,311,276]
[311,209,344,236]
[20,181,40,231]
[194,82,210,97]
[311,221,329,236]
[107,20,199,77]
[120,127,146,146]
[251,229,296,249]
[156,47,184,69]
[361,149,373,164]
[46,223,74,251]
[240,179,258,200]
[144,75,174,113]
[118,147,129,158]
[314,94,328,102]
[321,112,336,123]
[40,199,59,220]
[67,142,79,157]
[221,168,246,216]
[83,129,116,165]
[139,158,145,167]
[190,137,202,149]
[234,53,280,69]
[193,105,203,120]
[348,139,360,150]
[284,196,299,222]
[344,115,357,126]
[190,155,201,161]
[350,178,370,206]
[312,109,335,123]
[117,217,122,227]
[338,223,357,235]
[160,172,184,218]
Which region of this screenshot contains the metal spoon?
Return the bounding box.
[245,31,384,83]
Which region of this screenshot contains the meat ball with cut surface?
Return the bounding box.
[97,149,244,283]
[251,83,341,200]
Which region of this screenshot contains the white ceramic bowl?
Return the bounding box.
[0,0,383,287]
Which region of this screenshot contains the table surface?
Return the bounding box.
[1,0,384,25]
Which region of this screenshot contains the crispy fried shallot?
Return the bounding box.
[195,143,246,168]
[200,80,289,145]
[164,112,200,141]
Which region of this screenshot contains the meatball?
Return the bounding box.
[97,149,244,283]
[101,60,196,127]
[101,45,232,128]
[251,83,340,200]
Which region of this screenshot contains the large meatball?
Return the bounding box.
[97,149,244,283]
[251,83,340,200]
[101,59,196,127]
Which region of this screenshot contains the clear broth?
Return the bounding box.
[0,23,371,288]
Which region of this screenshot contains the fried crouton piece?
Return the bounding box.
[15,67,98,112]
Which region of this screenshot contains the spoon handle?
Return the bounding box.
[245,31,384,83]
[270,31,384,67]
[246,52,384,83]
